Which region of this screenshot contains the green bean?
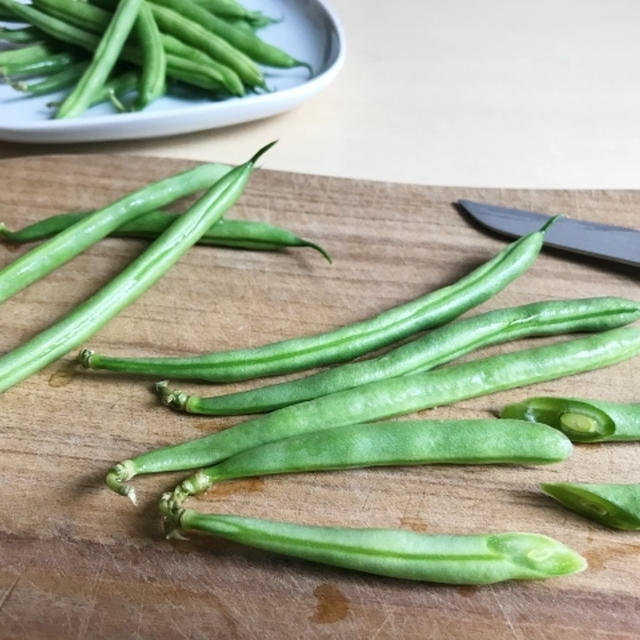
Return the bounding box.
[159,506,586,585]
[0,26,42,44]
[541,483,640,530]
[165,419,572,507]
[1,210,330,260]
[0,42,58,66]
[150,0,309,71]
[134,0,165,108]
[149,2,263,89]
[0,162,230,305]
[105,326,640,498]
[55,0,142,118]
[1,51,79,78]
[0,143,272,394]
[80,221,555,382]
[501,396,640,442]
[157,297,640,415]
[9,61,88,96]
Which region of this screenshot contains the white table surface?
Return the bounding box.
[1,0,640,189]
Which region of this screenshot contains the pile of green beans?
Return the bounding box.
[105,326,640,499]
[80,220,556,381]
[0,142,273,393]
[155,297,640,415]
[0,0,308,117]
[159,505,587,585]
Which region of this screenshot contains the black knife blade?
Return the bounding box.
[458,199,640,268]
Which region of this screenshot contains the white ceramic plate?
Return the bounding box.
[0,0,345,143]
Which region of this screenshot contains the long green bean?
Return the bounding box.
[0,143,272,394]
[80,221,555,382]
[9,61,88,96]
[159,506,586,585]
[541,483,640,530]
[55,0,142,118]
[134,0,165,108]
[1,210,330,259]
[501,396,640,442]
[166,419,572,507]
[106,326,640,499]
[0,162,230,304]
[156,297,640,415]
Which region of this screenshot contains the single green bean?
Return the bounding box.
[157,297,640,415]
[150,0,309,71]
[0,42,58,66]
[501,396,640,442]
[541,483,640,530]
[0,162,230,305]
[1,210,330,260]
[1,51,79,78]
[165,419,572,507]
[80,221,555,382]
[159,506,586,585]
[56,0,142,118]
[191,0,274,26]
[106,326,640,499]
[10,61,88,96]
[0,143,272,394]
[0,26,42,44]
[134,0,165,108]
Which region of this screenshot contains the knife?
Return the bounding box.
[457,199,640,268]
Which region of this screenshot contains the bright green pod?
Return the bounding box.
[160,506,586,585]
[155,297,640,415]
[541,483,640,530]
[164,419,572,507]
[501,397,640,442]
[105,326,640,500]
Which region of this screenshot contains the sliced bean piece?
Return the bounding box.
[501,396,640,442]
[106,326,640,499]
[159,507,586,585]
[541,483,640,530]
[80,221,555,382]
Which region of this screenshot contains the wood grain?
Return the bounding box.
[0,154,639,639]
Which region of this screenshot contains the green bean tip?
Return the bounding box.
[250,140,278,165]
[154,380,189,411]
[105,460,137,505]
[539,215,562,235]
[305,241,332,263]
[77,348,94,368]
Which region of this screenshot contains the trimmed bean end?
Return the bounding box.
[155,380,189,411]
[105,460,137,504]
[77,348,95,368]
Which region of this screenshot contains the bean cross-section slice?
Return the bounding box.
[501,396,640,442]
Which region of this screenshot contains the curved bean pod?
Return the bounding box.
[541,483,640,530]
[500,396,640,442]
[159,506,586,585]
[106,326,640,499]
[165,419,572,506]
[0,210,331,260]
[0,143,273,393]
[134,0,166,109]
[157,297,640,415]
[0,162,231,304]
[81,220,555,382]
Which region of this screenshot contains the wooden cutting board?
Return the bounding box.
[1,154,639,640]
